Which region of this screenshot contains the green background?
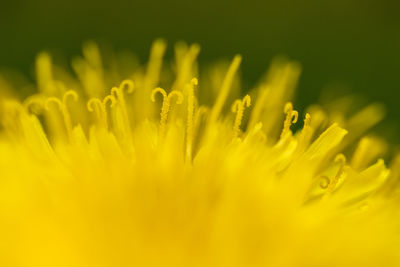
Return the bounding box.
[1,0,399,140]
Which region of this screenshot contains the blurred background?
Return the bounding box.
[0,0,399,141]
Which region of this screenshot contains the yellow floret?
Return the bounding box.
[0,40,399,267]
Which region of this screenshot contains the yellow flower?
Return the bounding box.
[0,40,399,267]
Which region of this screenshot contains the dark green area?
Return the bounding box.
[1,0,399,141]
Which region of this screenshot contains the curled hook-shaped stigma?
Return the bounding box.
[87,95,116,112]
[111,80,134,102]
[284,102,298,123]
[335,153,346,165]
[62,90,79,105]
[119,79,135,93]
[110,81,133,135]
[151,88,184,104]
[231,94,251,113]
[319,176,330,189]
[103,95,116,107]
[324,154,347,195]
[23,94,45,114]
[87,95,116,128]
[110,87,120,98]
[243,94,251,107]
[46,90,79,110]
[280,102,298,139]
[87,98,103,112]
[151,87,184,139]
[168,90,184,104]
[45,97,63,111]
[231,99,242,113]
[44,90,79,139]
[151,87,168,102]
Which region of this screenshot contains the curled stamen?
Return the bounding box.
[110,79,135,102]
[110,80,135,106]
[168,91,184,104]
[103,95,116,108]
[151,87,168,102]
[45,97,63,111]
[23,94,45,115]
[87,95,116,129]
[45,90,79,139]
[319,176,330,189]
[87,98,103,112]
[119,79,135,94]
[325,154,347,195]
[231,94,251,138]
[111,79,135,134]
[87,98,105,128]
[186,78,198,161]
[62,90,79,105]
[151,87,184,138]
[280,102,298,139]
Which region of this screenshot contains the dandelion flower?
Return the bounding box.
[0,40,399,267]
